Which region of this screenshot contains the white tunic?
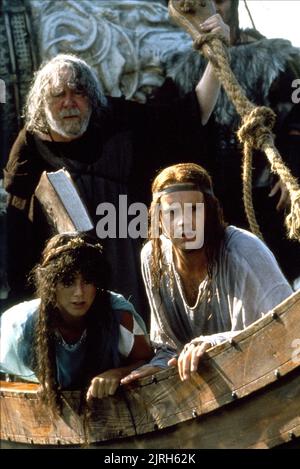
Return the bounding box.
[141,226,292,366]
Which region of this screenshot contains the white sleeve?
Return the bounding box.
[228,242,292,330]
[199,231,293,346]
[0,300,40,381]
[141,242,178,350]
[118,314,145,357]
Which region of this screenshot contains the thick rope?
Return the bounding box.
[191,12,300,242]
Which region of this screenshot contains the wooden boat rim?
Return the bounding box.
[1,290,300,447]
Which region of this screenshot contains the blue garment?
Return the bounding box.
[0,291,146,387]
[55,330,88,389]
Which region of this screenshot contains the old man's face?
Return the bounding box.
[44,66,92,142]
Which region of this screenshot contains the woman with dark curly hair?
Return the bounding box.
[0,232,153,416]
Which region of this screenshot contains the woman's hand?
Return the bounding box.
[86,369,124,400]
[168,340,212,381]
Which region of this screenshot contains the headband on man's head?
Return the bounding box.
[153,183,214,200]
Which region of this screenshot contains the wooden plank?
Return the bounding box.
[1,291,299,446]
[2,371,299,449]
[0,388,136,445]
[94,370,300,449]
[124,291,300,434]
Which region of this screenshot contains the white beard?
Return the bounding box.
[45,106,92,139]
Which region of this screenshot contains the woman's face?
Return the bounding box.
[55,272,97,321]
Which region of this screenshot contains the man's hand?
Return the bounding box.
[269,179,290,211]
[120,366,162,385]
[200,13,230,43]
[168,340,212,381]
[86,369,124,401]
[195,14,230,125]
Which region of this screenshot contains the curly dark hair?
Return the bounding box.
[29,232,119,417]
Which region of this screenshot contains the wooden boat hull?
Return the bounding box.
[1,291,300,449]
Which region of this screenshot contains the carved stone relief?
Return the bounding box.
[29,0,191,102]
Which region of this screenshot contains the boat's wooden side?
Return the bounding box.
[1,291,300,448]
[125,291,300,435]
[113,368,300,449]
